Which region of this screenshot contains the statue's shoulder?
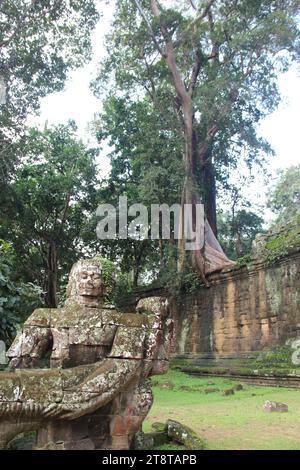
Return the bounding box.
[50,305,106,328]
[24,305,85,328]
[136,297,168,317]
[24,308,51,327]
[49,305,85,328]
[101,307,155,329]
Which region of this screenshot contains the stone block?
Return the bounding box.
[263,400,288,412]
[133,431,154,450]
[0,372,22,401]
[109,327,146,359]
[166,419,206,450]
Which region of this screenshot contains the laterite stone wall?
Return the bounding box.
[171,251,300,358]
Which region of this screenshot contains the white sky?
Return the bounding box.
[29,6,300,212]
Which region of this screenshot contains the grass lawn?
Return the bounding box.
[143,369,300,450]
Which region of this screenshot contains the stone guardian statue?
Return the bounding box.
[0,257,173,450]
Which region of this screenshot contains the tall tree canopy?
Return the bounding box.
[0,0,99,179]
[92,0,299,279]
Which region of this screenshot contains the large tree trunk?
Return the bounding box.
[235,229,242,258]
[178,106,208,283]
[45,241,58,308]
[199,147,217,237]
[138,0,234,281]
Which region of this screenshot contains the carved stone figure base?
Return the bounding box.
[35,382,153,450]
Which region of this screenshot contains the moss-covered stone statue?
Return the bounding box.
[0,258,173,450]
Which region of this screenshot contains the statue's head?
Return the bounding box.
[66,258,107,307]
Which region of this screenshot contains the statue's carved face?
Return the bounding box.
[75,266,104,298]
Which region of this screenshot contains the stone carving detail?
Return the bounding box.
[0,258,173,450]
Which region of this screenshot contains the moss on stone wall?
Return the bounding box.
[176,343,300,379]
[254,345,300,369]
[236,216,300,268]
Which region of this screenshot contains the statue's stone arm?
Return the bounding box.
[48,358,142,420]
[0,358,142,422]
[7,309,52,369]
[7,326,51,369]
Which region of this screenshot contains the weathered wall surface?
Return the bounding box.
[171,252,300,358]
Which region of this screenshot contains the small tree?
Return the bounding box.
[267,165,300,225]
[0,122,99,307]
[218,209,264,259]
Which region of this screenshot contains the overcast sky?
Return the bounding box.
[28,6,300,213]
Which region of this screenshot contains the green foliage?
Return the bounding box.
[91,95,184,286]
[96,95,184,207]
[8,432,36,450]
[159,264,201,297]
[170,270,201,295]
[218,209,264,260]
[113,272,134,306]
[267,165,300,224]
[235,253,253,268]
[154,443,185,451]
[0,0,99,179]
[93,0,299,202]
[255,345,297,369]
[0,121,99,306]
[0,240,42,343]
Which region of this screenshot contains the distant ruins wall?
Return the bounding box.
[171,251,300,358]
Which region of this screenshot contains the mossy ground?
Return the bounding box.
[144,369,300,450]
